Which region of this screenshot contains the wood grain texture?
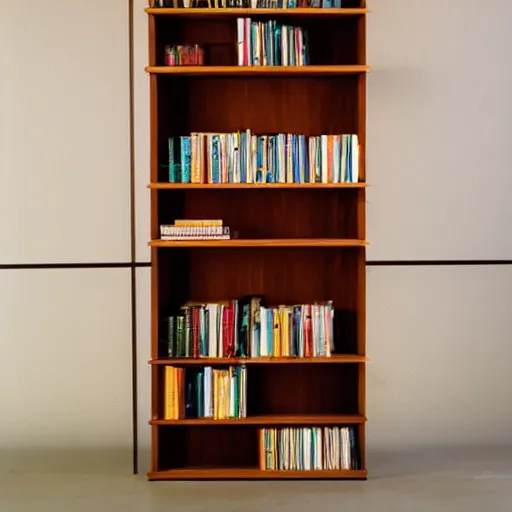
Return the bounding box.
[149,355,368,364]
[147,4,368,479]
[149,183,368,189]
[150,239,368,247]
[146,65,370,75]
[145,8,370,16]
[150,414,366,425]
[148,468,368,480]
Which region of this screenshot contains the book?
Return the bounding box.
[164,365,248,419]
[167,131,360,184]
[260,426,360,471]
[237,19,309,66]
[160,220,231,240]
[162,297,336,358]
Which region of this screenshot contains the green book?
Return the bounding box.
[167,316,176,357]
[176,315,185,357]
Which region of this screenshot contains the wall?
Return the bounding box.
[0,0,134,472]
[2,0,512,475]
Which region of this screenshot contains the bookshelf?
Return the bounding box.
[146,2,369,480]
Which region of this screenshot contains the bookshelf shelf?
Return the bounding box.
[149,182,368,189]
[146,65,370,75]
[147,1,368,480]
[149,239,368,248]
[150,414,366,426]
[145,8,370,17]
[148,468,368,481]
[150,355,368,364]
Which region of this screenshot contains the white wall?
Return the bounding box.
[367,0,512,261]
[2,0,512,476]
[0,0,133,472]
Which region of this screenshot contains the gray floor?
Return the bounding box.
[2,447,512,511]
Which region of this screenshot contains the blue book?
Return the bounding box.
[240,132,246,183]
[168,138,178,183]
[256,136,263,183]
[196,371,204,417]
[212,135,220,183]
[180,136,191,183]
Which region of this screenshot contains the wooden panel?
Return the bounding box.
[157,76,361,158]
[148,468,368,480]
[150,355,368,364]
[159,426,258,469]
[151,414,366,425]
[248,364,360,415]
[146,8,370,16]
[158,189,359,239]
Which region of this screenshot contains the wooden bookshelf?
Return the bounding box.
[146,2,368,480]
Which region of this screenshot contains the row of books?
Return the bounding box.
[259,426,359,471]
[150,0,343,8]
[164,44,204,66]
[160,220,231,240]
[164,365,248,419]
[161,297,336,358]
[237,19,309,66]
[168,131,360,184]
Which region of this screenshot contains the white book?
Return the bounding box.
[237,18,244,66]
[204,367,213,418]
[341,135,348,182]
[260,307,268,357]
[321,135,328,183]
[351,135,359,183]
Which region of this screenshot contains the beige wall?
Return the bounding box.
[1,0,512,475]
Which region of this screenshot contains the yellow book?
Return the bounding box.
[273,309,281,357]
[174,220,223,227]
[164,366,173,420]
[279,306,290,357]
[213,370,219,420]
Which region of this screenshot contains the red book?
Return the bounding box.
[304,305,312,358]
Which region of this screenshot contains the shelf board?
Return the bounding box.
[151,414,366,426]
[145,7,370,16]
[150,355,367,365]
[145,65,370,76]
[149,239,368,248]
[148,467,368,480]
[149,182,368,189]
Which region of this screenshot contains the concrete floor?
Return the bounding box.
[2,447,512,511]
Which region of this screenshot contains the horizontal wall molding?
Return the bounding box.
[0,262,151,270]
[2,261,511,270]
[367,260,512,267]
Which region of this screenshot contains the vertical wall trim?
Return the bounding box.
[128,0,139,475]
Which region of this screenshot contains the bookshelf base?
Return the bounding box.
[147,468,368,480]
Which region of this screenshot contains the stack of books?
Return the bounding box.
[168,131,360,184]
[164,365,248,419]
[161,297,336,358]
[237,19,309,66]
[160,220,230,241]
[259,426,360,471]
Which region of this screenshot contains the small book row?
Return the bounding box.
[259,426,360,471]
[165,44,204,66]
[237,19,309,67]
[167,131,360,184]
[150,0,344,8]
[160,297,336,359]
[164,365,248,420]
[160,220,231,240]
